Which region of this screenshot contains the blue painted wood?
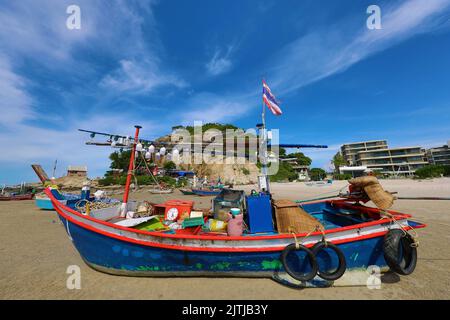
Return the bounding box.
[35,198,55,210]
[58,213,387,276]
[191,189,222,196]
[35,192,81,210]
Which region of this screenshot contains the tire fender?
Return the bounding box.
[280,243,318,282]
[383,229,417,275]
[311,241,346,281]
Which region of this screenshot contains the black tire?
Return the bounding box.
[383,229,417,275]
[280,243,318,282]
[311,241,346,281]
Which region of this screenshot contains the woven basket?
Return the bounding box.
[348,176,378,187]
[363,184,394,210]
[273,199,324,234]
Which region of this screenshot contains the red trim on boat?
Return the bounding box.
[45,188,419,241]
[46,188,426,252]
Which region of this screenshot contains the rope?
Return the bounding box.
[138,153,170,203]
[289,225,322,249]
[380,210,419,247]
[295,184,350,203]
[290,232,300,249]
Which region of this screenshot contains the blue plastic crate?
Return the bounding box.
[246,194,274,233]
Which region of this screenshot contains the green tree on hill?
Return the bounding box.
[109,150,131,172]
[287,152,312,166]
[310,168,327,181]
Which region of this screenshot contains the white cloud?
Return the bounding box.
[269,0,450,94]
[206,47,234,76]
[0,0,183,182]
[0,114,164,182]
[100,59,186,93]
[178,92,252,125]
[0,55,34,127]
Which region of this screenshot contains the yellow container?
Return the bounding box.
[206,219,228,232]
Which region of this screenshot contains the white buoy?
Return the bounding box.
[145,151,151,159]
[160,147,166,156]
[148,145,155,153]
[136,143,143,152]
[155,152,161,160]
[172,149,180,163]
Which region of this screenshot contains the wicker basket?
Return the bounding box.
[349,176,394,210]
[273,199,324,234]
[363,184,394,210]
[348,176,378,187]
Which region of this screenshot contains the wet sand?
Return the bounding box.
[1,178,449,299]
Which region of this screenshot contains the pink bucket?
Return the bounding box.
[227,213,244,237]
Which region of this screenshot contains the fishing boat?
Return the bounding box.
[46,187,425,283]
[305,180,333,187]
[179,188,195,195]
[148,188,173,194]
[0,193,34,201]
[190,188,222,196]
[35,191,81,210]
[46,122,426,287]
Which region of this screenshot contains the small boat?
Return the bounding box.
[0,193,34,201]
[305,180,333,187]
[190,188,222,196]
[148,188,173,194]
[35,191,81,210]
[179,188,195,195]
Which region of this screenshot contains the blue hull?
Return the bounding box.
[59,214,387,277]
[191,189,222,196]
[35,198,55,210]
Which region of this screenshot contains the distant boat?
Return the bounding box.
[35,191,80,210]
[148,188,173,194]
[305,180,333,187]
[179,188,195,195]
[190,188,222,196]
[0,193,34,201]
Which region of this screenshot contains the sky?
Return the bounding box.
[1,0,450,185]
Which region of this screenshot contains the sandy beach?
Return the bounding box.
[1,178,449,299]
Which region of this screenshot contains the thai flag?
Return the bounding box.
[262,80,282,115]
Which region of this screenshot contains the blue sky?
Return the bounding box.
[1,0,450,185]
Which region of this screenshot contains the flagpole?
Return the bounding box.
[260,79,270,193]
